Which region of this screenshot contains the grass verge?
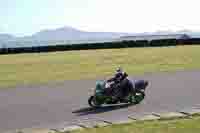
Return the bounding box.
[0,45,200,88]
[70,116,200,133]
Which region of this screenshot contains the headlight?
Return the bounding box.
[140,89,145,92]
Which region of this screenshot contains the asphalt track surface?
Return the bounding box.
[0,70,200,132]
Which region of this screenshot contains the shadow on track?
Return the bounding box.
[72,103,134,116]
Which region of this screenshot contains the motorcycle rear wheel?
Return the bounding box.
[88,96,102,108]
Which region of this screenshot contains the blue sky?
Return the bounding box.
[1,0,200,37]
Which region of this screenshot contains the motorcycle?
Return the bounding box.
[88,79,149,108]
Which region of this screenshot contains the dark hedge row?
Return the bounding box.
[0,38,200,54]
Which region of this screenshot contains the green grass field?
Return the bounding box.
[0,45,200,88]
[71,116,200,133]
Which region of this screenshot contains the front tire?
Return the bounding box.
[128,91,145,104]
[134,91,145,104]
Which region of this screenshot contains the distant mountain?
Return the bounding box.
[1,26,200,48]
[29,26,130,41]
[1,26,131,42]
[0,34,15,41]
[154,29,200,38]
[176,30,200,38]
[0,26,132,47]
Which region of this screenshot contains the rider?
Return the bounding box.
[106,67,133,101]
[107,67,128,83]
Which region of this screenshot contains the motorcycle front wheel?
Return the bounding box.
[134,92,145,104]
[128,92,145,104]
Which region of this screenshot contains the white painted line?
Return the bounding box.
[179,108,200,115]
[9,128,56,133]
[51,125,83,133]
[153,112,186,119]
[129,114,160,121]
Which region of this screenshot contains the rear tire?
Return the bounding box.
[88,96,102,108]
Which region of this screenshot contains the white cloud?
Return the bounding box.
[67,0,200,33]
[1,0,200,35]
